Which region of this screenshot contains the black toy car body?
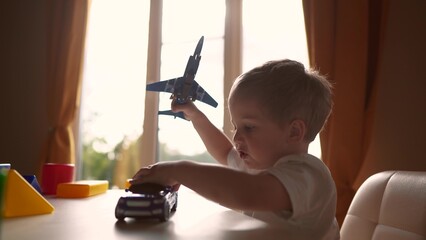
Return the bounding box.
[115,183,178,222]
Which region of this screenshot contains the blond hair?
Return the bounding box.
[229,59,333,142]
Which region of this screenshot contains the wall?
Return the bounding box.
[0,1,48,175]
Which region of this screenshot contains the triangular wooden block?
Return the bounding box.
[4,169,54,217]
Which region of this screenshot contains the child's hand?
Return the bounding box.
[171,100,202,121]
[131,162,180,189]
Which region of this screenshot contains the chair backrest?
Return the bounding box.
[340,171,426,240]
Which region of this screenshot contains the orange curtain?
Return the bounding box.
[39,1,89,171]
[303,0,388,225]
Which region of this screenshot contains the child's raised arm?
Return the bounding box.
[172,100,233,165]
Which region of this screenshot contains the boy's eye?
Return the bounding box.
[244,125,254,131]
[231,123,255,133]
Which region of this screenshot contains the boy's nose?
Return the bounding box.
[232,130,242,143]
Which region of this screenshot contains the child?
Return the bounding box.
[132,59,340,239]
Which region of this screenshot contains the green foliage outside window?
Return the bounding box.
[82,137,215,188]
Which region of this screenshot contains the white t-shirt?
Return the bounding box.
[227,148,340,240]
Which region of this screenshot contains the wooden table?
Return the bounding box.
[2,187,289,240]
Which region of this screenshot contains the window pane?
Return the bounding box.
[159,0,225,160]
[80,0,150,181]
[242,0,309,68]
[162,0,225,42]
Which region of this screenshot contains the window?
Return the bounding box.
[79,0,320,186]
[79,0,149,183]
[158,0,225,162]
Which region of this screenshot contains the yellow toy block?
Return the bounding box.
[4,169,54,218]
[56,180,109,198]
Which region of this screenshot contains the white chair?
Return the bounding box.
[340,171,426,240]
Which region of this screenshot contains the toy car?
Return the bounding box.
[115,183,178,222]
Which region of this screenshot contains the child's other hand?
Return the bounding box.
[171,100,202,121]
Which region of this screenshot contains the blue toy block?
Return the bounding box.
[0,163,11,170]
[23,175,42,194]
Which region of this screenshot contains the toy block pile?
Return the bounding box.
[0,163,109,218]
[0,164,54,218]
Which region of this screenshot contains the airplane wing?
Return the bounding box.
[146,78,181,93]
[147,78,217,108]
[191,80,218,108]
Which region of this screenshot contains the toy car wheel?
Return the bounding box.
[171,198,177,212]
[159,201,170,222]
[115,206,125,221]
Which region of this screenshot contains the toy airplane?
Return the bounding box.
[146,36,218,120]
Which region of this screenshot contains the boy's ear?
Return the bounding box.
[289,119,306,142]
